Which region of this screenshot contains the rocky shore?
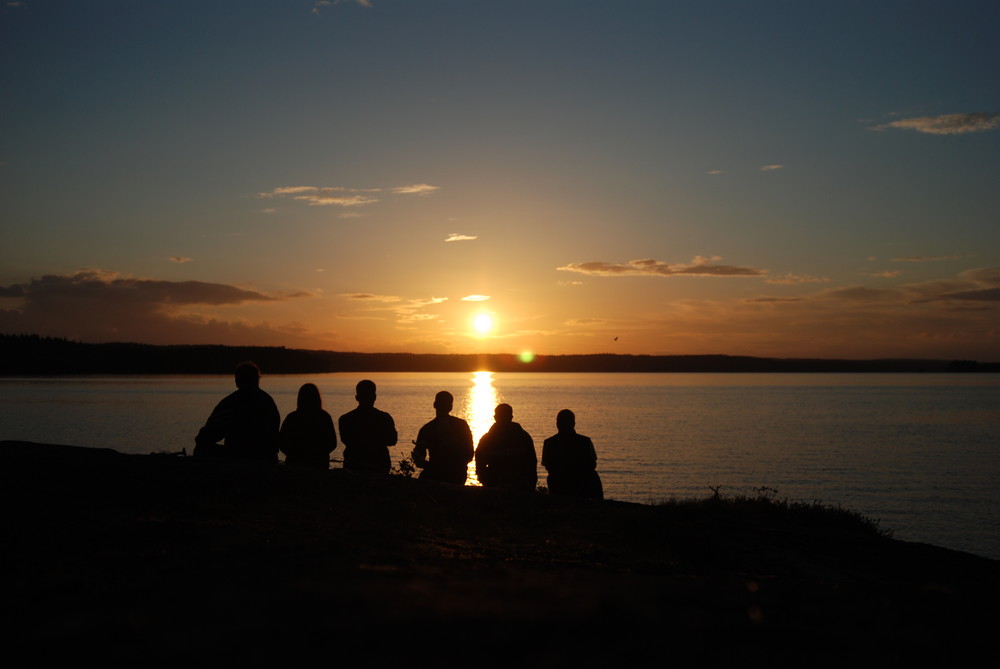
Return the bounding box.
[4,440,997,665]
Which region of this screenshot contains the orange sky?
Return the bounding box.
[2,2,998,361]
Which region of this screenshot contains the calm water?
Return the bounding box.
[1,372,998,559]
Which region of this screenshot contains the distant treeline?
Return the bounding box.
[1,334,997,375]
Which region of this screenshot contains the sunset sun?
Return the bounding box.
[472,313,494,335]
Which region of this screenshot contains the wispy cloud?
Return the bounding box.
[765,273,829,285]
[910,267,1000,303]
[707,169,723,175]
[262,186,317,196]
[294,194,377,207]
[342,293,401,303]
[873,112,1000,135]
[392,184,440,195]
[445,233,477,242]
[759,164,784,171]
[169,256,193,264]
[312,0,372,15]
[864,270,904,278]
[557,256,766,278]
[892,254,962,262]
[461,295,490,302]
[257,182,439,209]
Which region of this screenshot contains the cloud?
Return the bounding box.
[765,273,829,285]
[744,297,804,303]
[892,254,962,262]
[557,256,766,278]
[294,194,377,207]
[461,295,490,302]
[707,170,723,175]
[933,288,1000,302]
[445,233,477,242]
[820,286,901,302]
[873,112,1000,135]
[259,186,318,197]
[342,293,401,302]
[961,267,1000,286]
[0,270,310,345]
[409,296,448,307]
[392,184,440,195]
[256,182,438,209]
[864,270,904,278]
[312,0,372,14]
[169,256,193,264]
[909,267,1000,303]
[759,164,784,171]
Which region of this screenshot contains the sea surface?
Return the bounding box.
[1,372,998,559]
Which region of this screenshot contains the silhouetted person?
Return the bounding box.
[475,403,537,491]
[195,361,279,463]
[542,409,603,500]
[338,379,397,475]
[412,390,474,484]
[279,383,337,469]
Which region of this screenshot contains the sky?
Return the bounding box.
[2,0,999,360]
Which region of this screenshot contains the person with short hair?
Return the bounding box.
[337,380,398,475]
[195,361,280,463]
[412,390,474,484]
[475,403,537,491]
[542,409,603,500]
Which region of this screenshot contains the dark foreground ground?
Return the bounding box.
[3,441,998,666]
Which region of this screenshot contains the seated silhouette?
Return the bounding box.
[475,403,537,491]
[412,390,474,484]
[337,379,398,475]
[542,409,603,499]
[279,383,337,469]
[194,361,280,463]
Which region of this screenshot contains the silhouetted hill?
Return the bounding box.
[2,334,997,375]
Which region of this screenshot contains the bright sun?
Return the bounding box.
[472,313,494,334]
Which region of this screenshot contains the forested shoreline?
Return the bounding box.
[2,333,997,375]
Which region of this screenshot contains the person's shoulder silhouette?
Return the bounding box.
[542,409,602,499]
[195,361,280,463]
[475,403,537,491]
[280,383,337,469]
[337,379,397,475]
[413,390,474,484]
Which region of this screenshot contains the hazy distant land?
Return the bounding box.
[2,334,997,375]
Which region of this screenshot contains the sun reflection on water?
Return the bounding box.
[461,371,500,486]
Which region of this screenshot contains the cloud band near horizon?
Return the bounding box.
[557,257,766,278]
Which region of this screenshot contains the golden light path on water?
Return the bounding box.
[460,371,500,486]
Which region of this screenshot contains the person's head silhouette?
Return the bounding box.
[556,408,575,432]
[434,390,454,415]
[494,403,514,424]
[297,383,322,411]
[355,379,377,408]
[234,361,261,389]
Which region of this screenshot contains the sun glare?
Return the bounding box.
[472,313,494,334]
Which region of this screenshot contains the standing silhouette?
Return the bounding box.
[194,361,280,463]
[542,409,603,499]
[279,383,337,469]
[412,390,474,484]
[337,379,398,475]
[475,403,537,491]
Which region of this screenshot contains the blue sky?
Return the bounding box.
[2,1,998,359]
